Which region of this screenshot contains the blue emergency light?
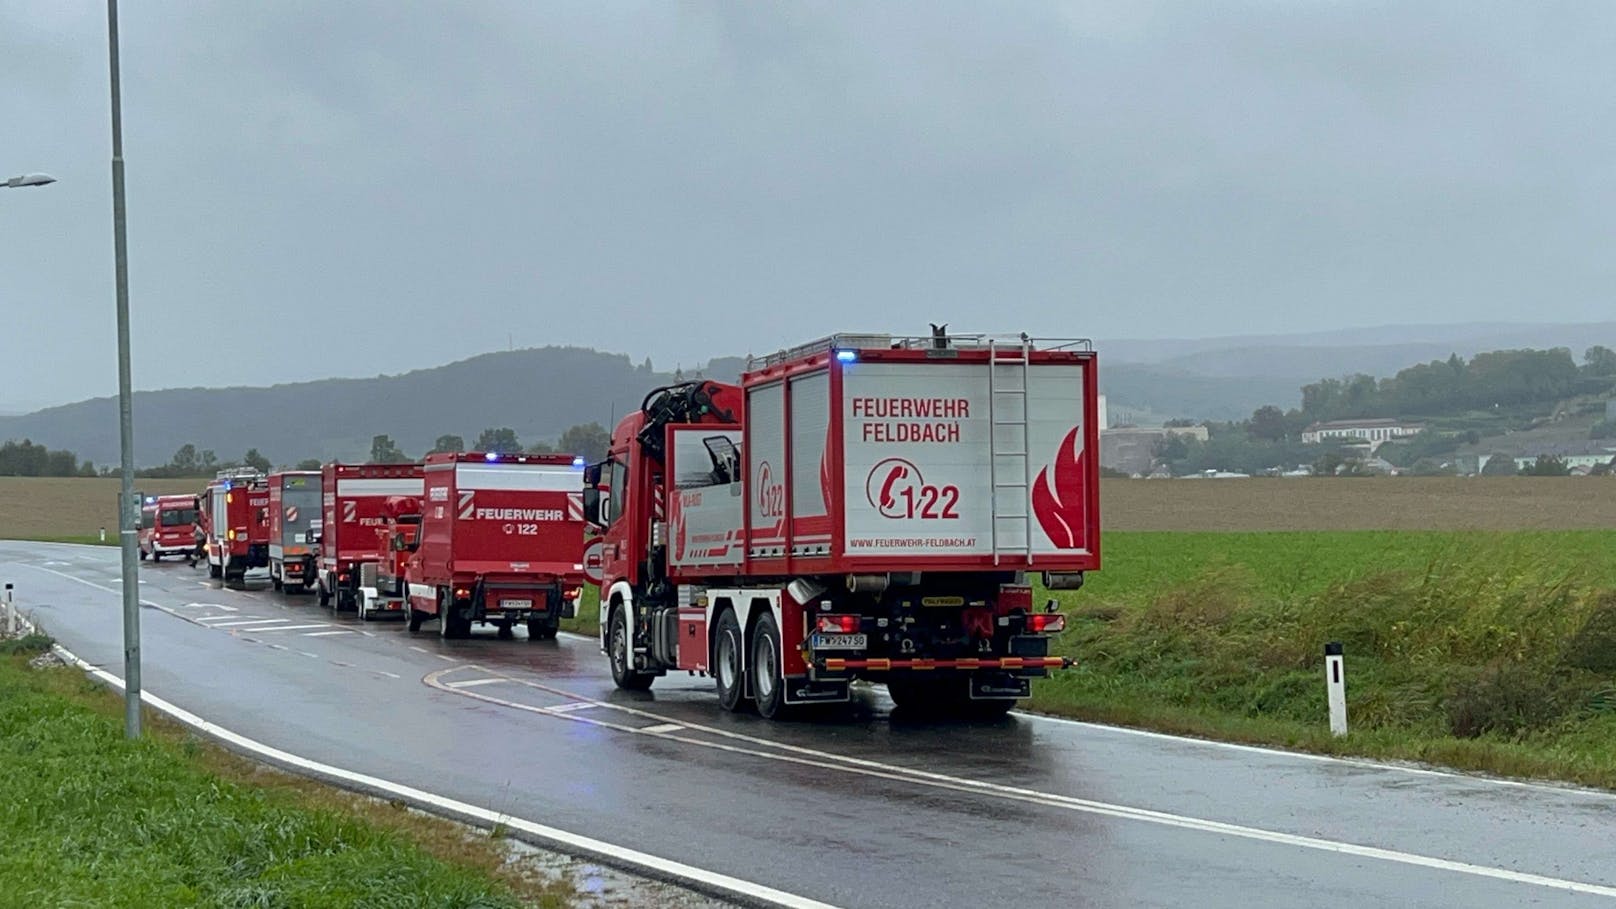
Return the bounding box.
[572,456,586,468]
[835,349,858,363]
[484,452,500,462]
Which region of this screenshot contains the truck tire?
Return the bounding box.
[887,677,1015,721]
[608,606,654,691]
[139,548,148,561]
[317,579,331,608]
[527,615,559,641]
[496,622,514,640]
[440,596,470,639]
[356,593,369,622]
[152,552,162,563]
[407,608,424,633]
[209,561,222,579]
[271,566,282,592]
[750,610,793,720]
[713,609,750,712]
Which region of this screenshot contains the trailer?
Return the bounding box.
[139,494,200,561]
[203,468,270,583]
[317,462,424,612]
[404,451,588,640]
[267,470,322,593]
[585,329,1099,718]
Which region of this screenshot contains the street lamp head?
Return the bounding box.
[3,173,57,188]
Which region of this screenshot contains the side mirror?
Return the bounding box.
[582,488,602,526]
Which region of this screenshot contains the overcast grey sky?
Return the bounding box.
[3,2,1614,411]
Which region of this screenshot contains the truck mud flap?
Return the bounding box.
[784,677,850,706]
[969,673,1029,701]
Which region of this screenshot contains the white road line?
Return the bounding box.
[298,651,320,659]
[444,678,507,689]
[409,646,429,654]
[547,702,600,714]
[303,630,352,637]
[42,644,836,909]
[434,654,461,662]
[194,614,263,624]
[426,667,1616,901]
[640,723,684,734]
[374,670,401,679]
[208,619,290,628]
[253,624,331,633]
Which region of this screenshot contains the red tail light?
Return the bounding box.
[1025,613,1066,634]
[817,615,859,634]
[563,587,582,600]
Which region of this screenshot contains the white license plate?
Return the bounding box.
[811,633,867,650]
[502,599,533,610]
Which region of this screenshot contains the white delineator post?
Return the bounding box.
[5,583,15,636]
[1325,641,1347,736]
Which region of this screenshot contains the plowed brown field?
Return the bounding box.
[1100,476,1616,531]
[0,477,205,540]
[3,476,1613,539]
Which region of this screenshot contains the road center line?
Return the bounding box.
[207,618,289,628]
[303,630,352,637]
[253,624,331,633]
[424,667,1616,900]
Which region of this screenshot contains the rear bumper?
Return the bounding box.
[814,656,1071,672]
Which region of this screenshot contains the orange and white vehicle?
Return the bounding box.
[585,329,1100,719]
[138,494,199,561]
[267,470,322,593]
[404,451,588,640]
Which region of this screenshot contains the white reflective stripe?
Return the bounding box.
[454,464,583,492]
[567,492,584,521]
[457,491,476,520]
[335,478,424,496]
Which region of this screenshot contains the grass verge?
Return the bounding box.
[1037,530,1616,789]
[0,643,574,908]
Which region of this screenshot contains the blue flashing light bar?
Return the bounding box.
[835,349,858,363]
[572,456,586,468]
[484,452,500,462]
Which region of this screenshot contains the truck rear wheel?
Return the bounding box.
[439,596,470,639]
[209,561,221,579]
[151,552,162,563]
[714,609,749,712]
[139,548,148,561]
[527,615,559,641]
[407,608,424,633]
[750,611,793,720]
[317,579,331,608]
[608,606,654,691]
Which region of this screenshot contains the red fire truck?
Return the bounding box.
[584,330,1099,719]
[353,494,423,622]
[267,470,322,593]
[203,468,271,583]
[405,451,588,640]
[318,462,424,612]
[138,493,200,561]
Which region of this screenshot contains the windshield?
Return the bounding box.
[160,508,197,527]
[140,509,155,529]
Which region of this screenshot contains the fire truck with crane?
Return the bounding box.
[582,328,1099,719]
[139,493,199,561]
[352,493,424,622]
[317,462,424,612]
[404,451,589,640]
[267,470,322,593]
[202,468,271,583]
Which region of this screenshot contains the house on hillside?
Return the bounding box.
[1300,418,1425,451]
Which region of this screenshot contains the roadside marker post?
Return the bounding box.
[5,583,15,636]
[1325,641,1347,736]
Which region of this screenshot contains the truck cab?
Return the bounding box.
[204,469,271,583]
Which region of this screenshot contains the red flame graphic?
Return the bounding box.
[1033,427,1087,549]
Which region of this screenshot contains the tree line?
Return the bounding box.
[368,423,611,465]
[1148,346,1616,476]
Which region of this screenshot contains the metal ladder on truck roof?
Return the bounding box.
[987,336,1033,566]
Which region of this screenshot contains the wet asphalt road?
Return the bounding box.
[4,540,1615,909]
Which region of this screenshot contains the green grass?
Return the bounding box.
[0,650,573,908]
[561,585,600,639]
[1035,531,1616,788]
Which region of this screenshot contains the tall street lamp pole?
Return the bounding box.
[106,0,142,738]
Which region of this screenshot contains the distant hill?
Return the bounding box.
[9,324,1616,464]
[0,347,740,468]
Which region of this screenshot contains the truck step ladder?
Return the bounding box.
[987,336,1034,566]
